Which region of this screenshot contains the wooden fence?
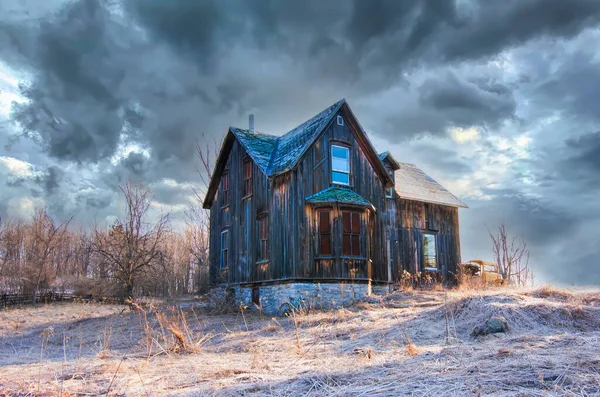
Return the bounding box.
[0,292,124,309]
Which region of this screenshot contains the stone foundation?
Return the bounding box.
[225,282,389,315]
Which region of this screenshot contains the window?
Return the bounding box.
[318,210,331,255]
[220,229,229,269]
[243,158,252,196]
[342,211,361,256]
[337,115,344,126]
[386,187,394,198]
[423,233,437,270]
[222,172,230,205]
[331,145,350,185]
[258,216,269,261]
[385,169,394,198]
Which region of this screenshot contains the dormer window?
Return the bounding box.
[331,145,350,185]
[385,169,394,198]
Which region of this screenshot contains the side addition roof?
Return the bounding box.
[394,162,468,208]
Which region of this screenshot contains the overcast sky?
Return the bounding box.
[1,0,599,285]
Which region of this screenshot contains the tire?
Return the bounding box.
[277,302,293,317]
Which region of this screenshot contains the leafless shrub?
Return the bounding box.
[490,223,534,287]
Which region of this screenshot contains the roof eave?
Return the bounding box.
[397,195,468,209]
[202,129,235,209]
[340,103,395,187]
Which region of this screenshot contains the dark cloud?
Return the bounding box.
[408,141,473,178]
[2,0,598,166]
[35,165,63,195]
[417,73,516,133]
[565,131,600,177]
[84,195,111,210]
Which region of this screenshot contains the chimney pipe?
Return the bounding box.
[249,114,255,132]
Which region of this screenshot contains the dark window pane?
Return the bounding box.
[321,234,331,255]
[351,235,360,256]
[343,212,351,233]
[352,213,360,233]
[343,234,351,255]
[319,211,330,232]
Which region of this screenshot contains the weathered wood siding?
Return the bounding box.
[209,140,269,285]
[210,110,390,285]
[386,198,461,282]
[209,111,462,286]
[268,110,389,284]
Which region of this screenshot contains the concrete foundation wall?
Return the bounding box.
[224,282,388,315]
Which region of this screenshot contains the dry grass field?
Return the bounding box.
[1,286,599,396]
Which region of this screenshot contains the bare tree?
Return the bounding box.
[92,183,170,300]
[186,134,221,293]
[489,223,533,287]
[28,209,71,304]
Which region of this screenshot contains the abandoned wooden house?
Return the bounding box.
[203,99,467,312]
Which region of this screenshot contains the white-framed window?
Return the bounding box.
[337,115,344,126]
[386,187,394,198]
[220,229,229,269]
[331,145,350,185]
[423,233,437,270]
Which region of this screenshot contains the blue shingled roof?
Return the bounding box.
[378,151,390,161]
[229,99,345,177]
[230,127,278,173]
[268,99,345,175]
[305,186,374,208]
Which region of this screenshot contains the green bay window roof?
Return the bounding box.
[305,187,374,210]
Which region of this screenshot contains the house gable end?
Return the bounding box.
[278,102,394,188]
[203,129,272,209]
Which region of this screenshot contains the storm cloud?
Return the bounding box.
[1,0,600,284]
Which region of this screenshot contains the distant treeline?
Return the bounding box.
[0,183,211,301]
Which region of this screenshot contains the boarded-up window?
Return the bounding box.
[258,216,269,261]
[222,172,229,205]
[318,210,331,255]
[342,211,361,256]
[243,158,252,196]
[220,229,229,269]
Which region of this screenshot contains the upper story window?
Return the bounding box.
[222,172,230,205]
[258,216,269,262]
[342,211,361,256]
[243,158,252,196]
[220,229,229,269]
[318,209,331,256]
[331,145,350,185]
[423,233,437,271]
[385,169,394,198]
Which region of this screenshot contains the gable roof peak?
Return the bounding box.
[268,99,346,175]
